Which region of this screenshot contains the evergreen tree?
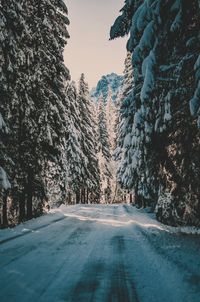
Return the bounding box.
[111,0,200,225]
[97,95,112,203]
[27,0,70,209]
[77,74,100,203]
[114,52,134,203]
[65,82,83,203]
[106,88,124,203]
[114,52,134,172]
[106,87,118,152]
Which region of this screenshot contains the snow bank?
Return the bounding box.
[135,206,200,235]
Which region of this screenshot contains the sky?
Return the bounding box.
[64,0,127,89]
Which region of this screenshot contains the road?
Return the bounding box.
[0,204,200,302]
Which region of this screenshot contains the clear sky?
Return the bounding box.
[64,0,127,89]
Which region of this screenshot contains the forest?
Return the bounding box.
[0,0,200,229]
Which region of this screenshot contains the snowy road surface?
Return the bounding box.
[1,204,200,302]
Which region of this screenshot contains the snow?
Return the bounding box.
[1,204,200,302]
[0,167,11,190]
[0,113,8,135]
[0,113,11,190]
[170,9,182,32]
[141,50,156,102]
[138,21,155,52]
[190,96,200,116]
[90,73,123,103]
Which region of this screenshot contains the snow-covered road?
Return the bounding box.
[1,204,200,302]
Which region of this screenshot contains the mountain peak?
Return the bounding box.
[90,73,123,102]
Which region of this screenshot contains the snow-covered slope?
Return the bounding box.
[91,73,123,102]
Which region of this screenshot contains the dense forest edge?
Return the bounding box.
[111,0,200,226]
[0,0,200,228]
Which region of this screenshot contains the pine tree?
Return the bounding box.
[114,52,134,170]
[114,52,134,203]
[111,0,200,225]
[65,82,83,203]
[106,87,118,152]
[97,95,112,203]
[27,0,70,210]
[77,74,100,203]
[106,87,124,203]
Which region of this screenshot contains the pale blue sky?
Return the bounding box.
[64,0,127,88]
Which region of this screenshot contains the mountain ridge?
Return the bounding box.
[90,73,123,102]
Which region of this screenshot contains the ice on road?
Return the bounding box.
[1,204,200,302]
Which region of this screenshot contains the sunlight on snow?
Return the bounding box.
[62,212,167,231]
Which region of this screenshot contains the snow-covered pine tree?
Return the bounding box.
[106,87,118,152]
[26,0,70,210]
[105,87,122,203]
[97,95,112,203]
[114,52,134,203]
[77,74,100,203]
[114,52,134,172]
[65,82,84,204]
[111,0,200,225]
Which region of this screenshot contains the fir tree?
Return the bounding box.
[77,74,100,203]
[97,95,112,203]
[65,82,83,203]
[114,52,134,203]
[28,0,70,209]
[106,87,118,152]
[114,52,134,170]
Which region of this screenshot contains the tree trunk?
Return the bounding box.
[83,188,86,204]
[27,190,32,219]
[80,189,83,204]
[27,172,33,220]
[19,190,26,223]
[130,193,133,204]
[112,184,118,204]
[68,192,71,204]
[76,190,80,204]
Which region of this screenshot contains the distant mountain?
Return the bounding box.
[90,73,123,102]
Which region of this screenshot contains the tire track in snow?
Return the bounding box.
[37,221,96,301]
[0,216,86,268]
[0,208,82,246]
[106,234,139,302]
[0,216,67,245]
